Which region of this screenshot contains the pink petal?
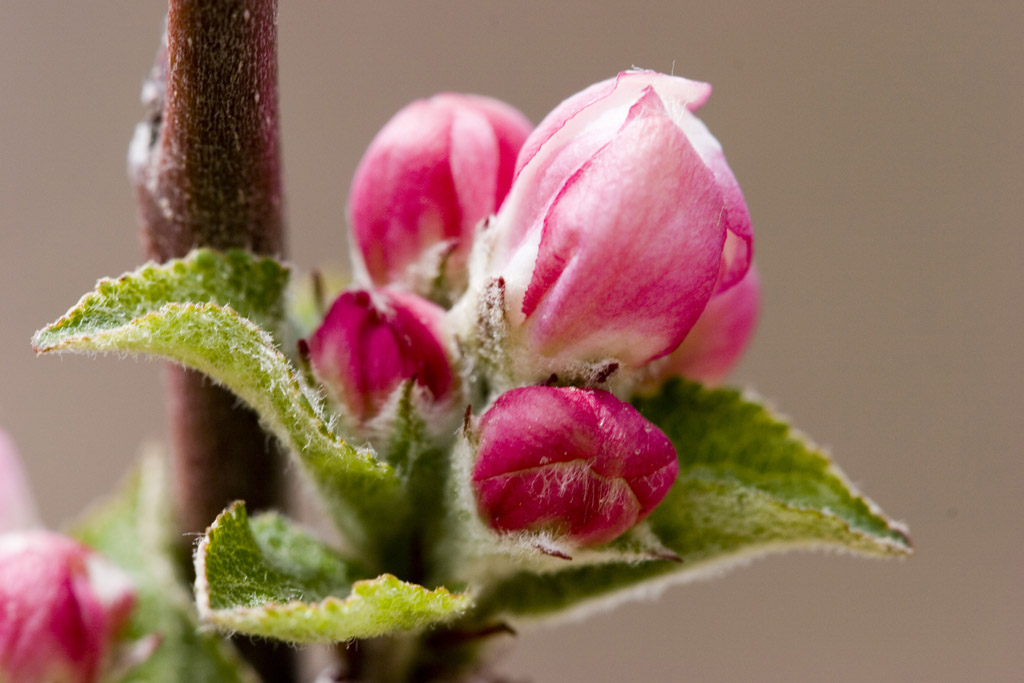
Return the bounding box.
[659,264,761,385]
[350,94,532,288]
[0,532,134,683]
[472,387,678,546]
[515,71,712,180]
[676,114,753,292]
[494,72,711,263]
[518,97,726,367]
[456,94,534,209]
[350,101,459,284]
[308,289,453,423]
[0,430,38,533]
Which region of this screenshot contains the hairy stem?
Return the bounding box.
[130,1,291,680]
[133,1,285,255]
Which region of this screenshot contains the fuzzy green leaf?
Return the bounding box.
[71,453,257,683]
[35,248,289,345]
[473,379,911,620]
[33,253,405,560]
[195,502,472,643]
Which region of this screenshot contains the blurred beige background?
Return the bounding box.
[1,1,1020,681]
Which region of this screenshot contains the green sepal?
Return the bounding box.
[471,379,911,620]
[195,502,473,643]
[283,268,348,341]
[33,251,405,561]
[70,452,257,683]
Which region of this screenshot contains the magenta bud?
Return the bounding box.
[307,288,455,424]
[656,264,761,386]
[471,386,678,546]
[0,531,135,683]
[350,93,532,297]
[483,70,753,372]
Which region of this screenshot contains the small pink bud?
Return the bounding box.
[471,386,678,546]
[350,93,532,297]
[656,264,761,385]
[307,288,455,424]
[0,429,38,533]
[0,531,135,683]
[482,71,753,372]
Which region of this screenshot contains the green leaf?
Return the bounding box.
[34,253,405,560]
[638,380,911,550]
[71,452,257,683]
[472,379,911,620]
[35,248,289,346]
[195,502,472,643]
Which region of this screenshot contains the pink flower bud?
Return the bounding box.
[307,288,455,425]
[0,531,135,683]
[483,71,753,372]
[0,429,38,533]
[350,93,532,297]
[471,386,678,546]
[655,264,761,386]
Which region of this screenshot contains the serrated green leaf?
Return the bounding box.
[34,257,406,560]
[71,452,257,683]
[195,502,472,643]
[638,379,911,551]
[35,249,288,348]
[472,379,911,620]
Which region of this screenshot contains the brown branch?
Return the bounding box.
[129,2,291,680]
[131,0,286,542]
[133,0,284,256]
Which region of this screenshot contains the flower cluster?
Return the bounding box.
[307,70,757,547]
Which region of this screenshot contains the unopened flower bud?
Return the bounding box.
[0,429,38,533]
[654,264,760,386]
[471,386,678,546]
[350,93,532,300]
[307,288,455,426]
[473,70,752,378]
[0,531,135,683]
